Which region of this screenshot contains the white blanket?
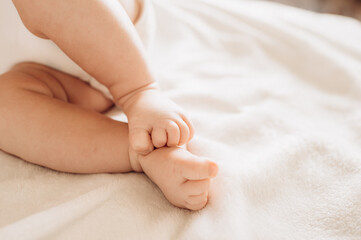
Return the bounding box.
[1,0,361,239]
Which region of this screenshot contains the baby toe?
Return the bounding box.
[166,121,180,147]
[151,127,167,148]
[176,119,190,146]
[130,128,153,154]
[180,114,195,141]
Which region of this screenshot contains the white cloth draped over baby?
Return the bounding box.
[1,0,361,239]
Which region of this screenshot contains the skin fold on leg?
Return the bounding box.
[11,0,195,157]
[1,0,219,209]
[0,62,131,173]
[0,62,218,210]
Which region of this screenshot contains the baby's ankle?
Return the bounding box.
[117,82,160,111]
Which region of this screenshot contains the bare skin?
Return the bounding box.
[12,0,194,155]
[0,0,219,210]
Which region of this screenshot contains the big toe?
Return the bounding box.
[181,156,218,180]
[132,142,153,155]
[130,130,154,154]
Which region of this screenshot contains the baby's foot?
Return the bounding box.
[120,86,194,155]
[130,147,218,210]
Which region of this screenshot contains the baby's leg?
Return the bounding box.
[0,62,218,210]
[0,62,131,173]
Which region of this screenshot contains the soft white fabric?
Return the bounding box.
[1,0,361,239]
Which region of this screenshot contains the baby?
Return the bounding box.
[0,0,218,210]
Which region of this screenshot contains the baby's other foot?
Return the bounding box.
[121,87,194,155]
[131,147,218,210]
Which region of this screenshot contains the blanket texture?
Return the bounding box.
[1,0,361,239]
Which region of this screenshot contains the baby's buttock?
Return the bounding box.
[0,0,99,86]
[0,0,153,99]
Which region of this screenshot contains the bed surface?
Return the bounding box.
[264,0,361,20]
[1,0,361,239]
